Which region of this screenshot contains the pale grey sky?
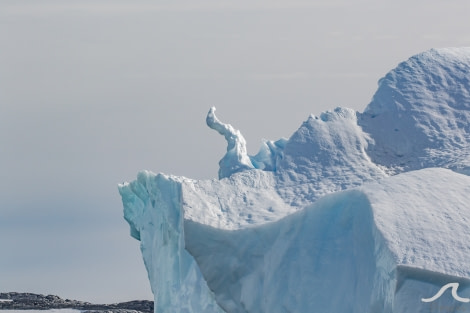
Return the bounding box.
[1,0,469,303]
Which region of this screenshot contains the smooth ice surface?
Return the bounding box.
[119,48,470,313]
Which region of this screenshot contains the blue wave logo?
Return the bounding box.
[421,283,470,303]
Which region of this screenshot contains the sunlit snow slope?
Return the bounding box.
[119,48,470,313]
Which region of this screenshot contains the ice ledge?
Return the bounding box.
[120,168,470,312]
[119,170,385,312]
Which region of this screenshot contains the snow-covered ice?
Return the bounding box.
[119,48,470,312]
[359,48,470,174]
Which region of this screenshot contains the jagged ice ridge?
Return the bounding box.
[119,48,470,313]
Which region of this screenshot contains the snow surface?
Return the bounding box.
[119,48,470,312]
[359,48,470,174]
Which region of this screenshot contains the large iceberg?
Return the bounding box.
[119,48,470,313]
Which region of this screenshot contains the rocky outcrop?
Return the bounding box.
[0,292,153,313]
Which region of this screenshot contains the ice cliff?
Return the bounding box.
[119,48,470,313]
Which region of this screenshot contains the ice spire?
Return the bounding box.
[206,107,254,179]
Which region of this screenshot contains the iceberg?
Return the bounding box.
[119,48,470,312]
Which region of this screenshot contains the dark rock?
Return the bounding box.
[0,292,153,313]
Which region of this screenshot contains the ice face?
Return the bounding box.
[119,48,470,313]
[119,173,225,313]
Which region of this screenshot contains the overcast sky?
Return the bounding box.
[1,0,469,303]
